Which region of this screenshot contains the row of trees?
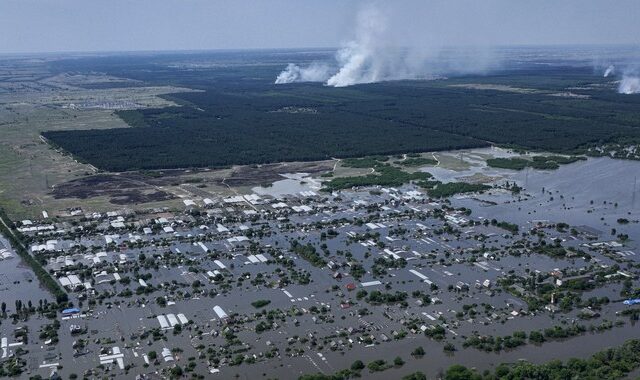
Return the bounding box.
[0,208,68,304]
[298,338,640,380]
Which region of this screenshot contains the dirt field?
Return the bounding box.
[0,57,196,219]
[213,161,334,187]
[51,174,176,205]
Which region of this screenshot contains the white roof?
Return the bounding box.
[223,195,244,203]
[157,315,170,329]
[227,236,249,243]
[68,275,81,285]
[213,305,228,319]
[166,313,179,327]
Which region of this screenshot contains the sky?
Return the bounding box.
[1,0,640,54]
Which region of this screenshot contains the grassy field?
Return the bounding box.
[0,59,195,219]
[0,63,341,219]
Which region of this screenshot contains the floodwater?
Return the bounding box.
[5,150,639,380]
[235,324,640,380]
[470,158,638,241]
[421,152,640,247]
[0,235,52,305]
[252,172,323,197]
[425,147,524,182]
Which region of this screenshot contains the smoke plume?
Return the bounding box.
[619,75,640,94]
[274,4,495,87]
[597,62,640,94]
[275,63,332,84]
[326,7,391,87]
[604,65,615,77]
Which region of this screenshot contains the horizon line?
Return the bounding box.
[1,42,638,59]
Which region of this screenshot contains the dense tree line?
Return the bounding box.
[290,240,326,267]
[323,164,432,191]
[0,208,68,304]
[42,55,640,172]
[487,155,586,170]
[299,338,640,380]
[425,182,491,198]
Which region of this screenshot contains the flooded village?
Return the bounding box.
[1,150,639,379]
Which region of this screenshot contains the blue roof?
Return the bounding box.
[62,307,80,314]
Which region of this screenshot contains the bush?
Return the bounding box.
[251,300,271,308]
[350,360,365,371]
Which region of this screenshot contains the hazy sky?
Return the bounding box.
[1,0,640,54]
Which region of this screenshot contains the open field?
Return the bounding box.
[0,58,196,219]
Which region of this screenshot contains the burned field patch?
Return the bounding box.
[51,174,175,204]
[214,161,334,187]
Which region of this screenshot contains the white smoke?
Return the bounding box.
[274,62,332,84]
[604,65,615,77]
[598,63,640,94]
[326,7,391,87]
[619,76,640,94]
[274,5,495,87]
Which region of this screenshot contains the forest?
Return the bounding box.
[42,52,640,171]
